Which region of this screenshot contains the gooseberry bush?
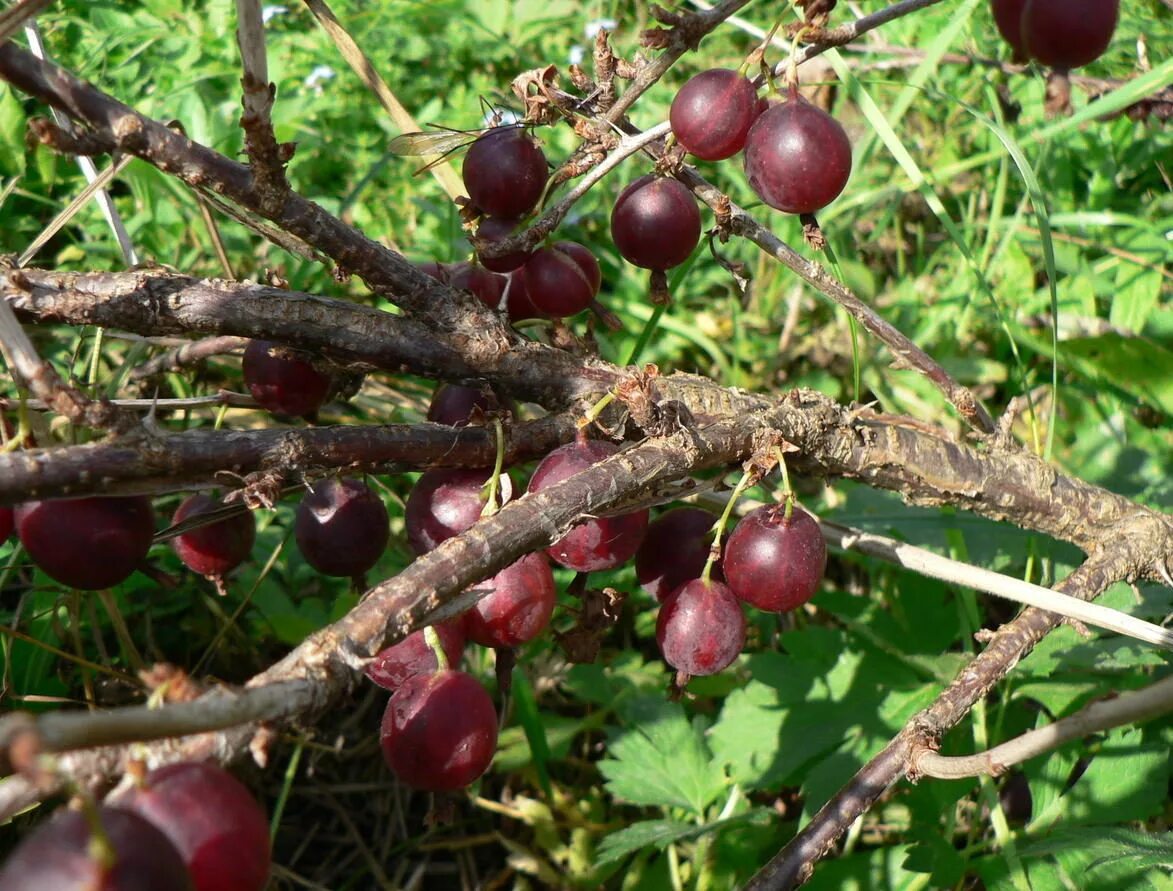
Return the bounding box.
[0,2,1169,889]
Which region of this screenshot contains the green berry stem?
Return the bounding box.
[75,788,117,871]
[703,466,757,584]
[479,418,507,519]
[774,447,795,521]
[423,625,449,671]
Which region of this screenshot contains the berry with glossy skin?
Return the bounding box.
[522,243,600,318]
[724,504,826,612]
[448,262,508,311]
[476,216,533,273]
[1021,0,1117,69]
[170,494,255,579]
[365,618,467,691]
[0,507,12,544]
[380,669,498,791]
[242,340,331,419]
[635,507,721,602]
[294,478,389,578]
[744,94,852,215]
[656,578,746,677]
[670,68,761,161]
[528,440,649,572]
[15,496,154,590]
[427,384,511,427]
[502,267,545,321]
[113,762,269,891]
[462,127,548,218]
[610,175,701,270]
[0,804,193,891]
[404,468,509,555]
[552,241,602,293]
[463,552,556,649]
[990,0,1029,58]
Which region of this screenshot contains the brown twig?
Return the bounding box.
[128,335,250,381]
[744,553,1136,890]
[0,414,576,505]
[234,0,290,205]
[911,674,1173,779]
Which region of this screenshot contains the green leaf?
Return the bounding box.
[1021,827,1173,875]
[597,696,726,815]
[510,669,553,801]
[594,811,772,868]
[1055,727,1170,826]
[1060,332,1173,415]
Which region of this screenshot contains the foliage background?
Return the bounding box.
[0,0,1170,887]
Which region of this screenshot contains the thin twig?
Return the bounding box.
[744,553,1134,890]
[912,675,1173,779]
[129,335,249,381]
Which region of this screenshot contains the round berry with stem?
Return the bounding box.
[294,478,389,582]
[724,502,826,612]
[404,467,511,555]
[475,216,533,273]
[522,242,601,318]
[670,68,761,161]
[241,340,331,419]
[170,494,256,581]
[427,383,512,427]
[990,0,1030,59]
[502,266,545,321]
[463,552,556,649]
[636,507,722,602]
[448,262,508,311]
[112,761,270,891]
[610,175,702,270]
[380,668,498,791]
[0,803,194,891]
[1021,0,1118,70]
[743,87,852,215]
[462,127,548,218]
[527,437,649,572]
[656,577,746,683]
[365,618,467,691]
[15,496,155,590]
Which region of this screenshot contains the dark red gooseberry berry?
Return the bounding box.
[743,96,852,215]
[242,340,331,419]
[113,761,270,891]
[171,494,256,579]
[427,384,511,427]
[15,496,154,590]
[463,552,556,648]
[1021,0,1118,69]
[656,578,746,677]
[404,468,510,555]
[502,267,545,322]
[380,669,498,791]
[448,263,508,311]
[723,504,826,612]
[610,175,702,270]
[475,216,533,273]
[0,507,12,544]
[670,68,761,161]
[552,240,602,294]
[522,244,599,318]
[635,507,721,602]
[0,805,193,891]
[365,618,467,691]
[294,478,389,578]
[527,440,649,572]
[990,0,1029,58]
[462,127,548,218]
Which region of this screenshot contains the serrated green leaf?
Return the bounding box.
[598,696,726,815]
[595,811,771,868]
[1057,727,1170,826]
